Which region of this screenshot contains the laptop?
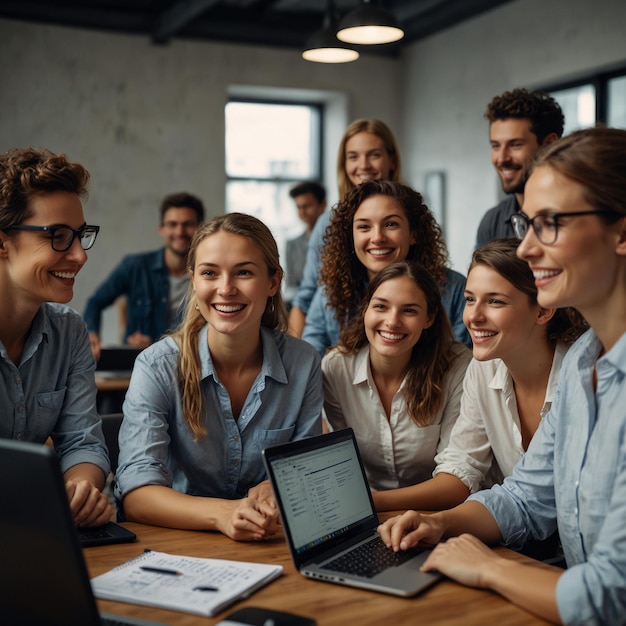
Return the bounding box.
[0,438,163,626]
[95,346,142,378]
[262,428,441,597]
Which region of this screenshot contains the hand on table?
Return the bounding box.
[217,494,281,542]
[66,478,114,527]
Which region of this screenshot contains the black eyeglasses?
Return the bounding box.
[7,224,100,251]
[511,210,621,245]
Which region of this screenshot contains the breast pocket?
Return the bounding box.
[249,425,296,454]
[37,388,67,426]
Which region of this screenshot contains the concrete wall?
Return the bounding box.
[399,0,626,272]
[1,0,626,341]
[0,19,401,342]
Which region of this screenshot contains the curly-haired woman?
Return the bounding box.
[302,180,470,354]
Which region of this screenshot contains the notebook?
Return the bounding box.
[262,428,441,596]
[0,438,163,626]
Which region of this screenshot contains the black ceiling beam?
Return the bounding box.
[152,0,222,44]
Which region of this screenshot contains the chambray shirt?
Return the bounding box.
[115,326,323,506]
[83,248,182,343]
[302,267,471,355]
[470,329,626,625]
[0,303,110,476]
[291,210,330,313]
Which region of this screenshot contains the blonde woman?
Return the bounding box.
[116,213,323,541]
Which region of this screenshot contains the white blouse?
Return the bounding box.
[433,342,568,493]
[322,343,471,491]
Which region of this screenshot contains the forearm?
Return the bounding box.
[481,556,563,624]
[437,501,503,542]
[122,485,230,531]
[287,306,306,337]
[373,473,470,512]
[64,462,106,491]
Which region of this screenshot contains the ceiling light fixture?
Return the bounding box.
[302,0,359,63]
[336,0,404,46]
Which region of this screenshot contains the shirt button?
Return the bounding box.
[16,433,22,440]
[233,460,239,467]
[233,435,239,441]
[17,405,24,412]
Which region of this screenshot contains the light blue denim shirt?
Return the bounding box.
[470,328,626,625]
[302,267,471,355]
[115,325,323,507]
[290,210,330,314]
[0,303,110,476]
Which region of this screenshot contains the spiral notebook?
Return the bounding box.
[91,549,283,617]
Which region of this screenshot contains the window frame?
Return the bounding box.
[225,97,325,187]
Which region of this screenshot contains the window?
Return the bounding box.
[607,75,626,128]
[549,85,596,135]
[542,65,626,133]
[225,100,323,279]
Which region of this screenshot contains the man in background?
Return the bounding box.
[476,88,564,248]
[284,181,326,306]
[84,192,204,360]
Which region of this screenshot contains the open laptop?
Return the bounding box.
[262,428,441,597]
[0,438,163,626]
[96,346,142,378]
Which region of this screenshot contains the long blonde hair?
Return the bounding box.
[174,213,287,440]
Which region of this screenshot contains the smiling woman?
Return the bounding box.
[0,147,112,528]
[115,212,323,541]
[322,260,471,493]
[302,180,471,355]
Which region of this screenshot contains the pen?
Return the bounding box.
[193,586,219,592]
[140,566,182,576]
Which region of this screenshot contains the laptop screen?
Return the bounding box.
[264,429,378,562]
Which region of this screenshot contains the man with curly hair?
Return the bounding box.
[475,88,564,248]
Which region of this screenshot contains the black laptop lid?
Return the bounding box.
[0,439,102,626]
[262,428,379,569]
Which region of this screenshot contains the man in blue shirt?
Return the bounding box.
[83,192,204,359]
[475,88,564,248]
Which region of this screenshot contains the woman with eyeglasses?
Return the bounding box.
[378,127,626,624]
[0,147,112,528]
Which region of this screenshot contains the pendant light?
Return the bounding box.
[302,0,359,63]
[336,0,404,46]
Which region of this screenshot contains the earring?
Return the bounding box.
[194,303,199,310]
[267,296,275,313]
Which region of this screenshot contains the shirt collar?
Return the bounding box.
[199,325,288,384]
[489,341,570,403]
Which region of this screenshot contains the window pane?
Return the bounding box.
[550,85,596,134]
[225,102,319,178]
[608,76,626,129]
[226,179,309,286]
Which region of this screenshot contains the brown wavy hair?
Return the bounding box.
[336,119,402,199]
[319,180,449,331]
[470,238,587,345]
[173,213,287,440]
[338,261,456,426]
[0,147,89,232]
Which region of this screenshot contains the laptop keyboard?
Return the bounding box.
[322,535,424,579]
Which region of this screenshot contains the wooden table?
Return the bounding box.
[83,518,551,625]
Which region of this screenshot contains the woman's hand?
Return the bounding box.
[65,478,114,527]
[420,533,503,588]
[378,510,444,551]
[216,494,281,542]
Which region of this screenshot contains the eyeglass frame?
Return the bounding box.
[5,223,100,251]
[510,210,622,245]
